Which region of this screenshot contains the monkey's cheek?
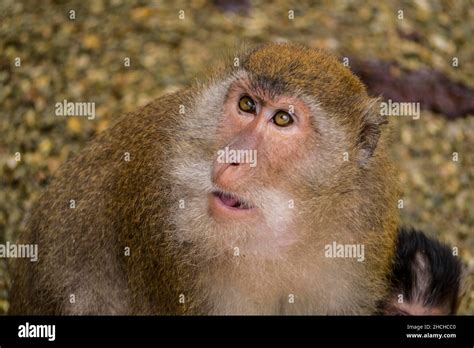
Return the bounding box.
[208,193,258,221]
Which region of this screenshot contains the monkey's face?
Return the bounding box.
[171,44,387,256]
[209,76,317,222]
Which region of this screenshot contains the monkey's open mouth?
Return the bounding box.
[212,191,254,210]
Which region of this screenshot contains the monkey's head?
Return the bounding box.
[171,43,397,259]
[381,228,466,315]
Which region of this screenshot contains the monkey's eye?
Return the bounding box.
[238,96,256,113]
[272,111,293,127]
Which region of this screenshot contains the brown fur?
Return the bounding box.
[8,43,399,315]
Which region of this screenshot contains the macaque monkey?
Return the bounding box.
[10,43,403,315]
[381,227,465,315]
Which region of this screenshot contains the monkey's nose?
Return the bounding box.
[213,161,238,185]
[212,160,251,188]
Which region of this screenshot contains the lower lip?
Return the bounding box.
[209,193,256,217]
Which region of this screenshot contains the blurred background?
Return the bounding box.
[0,0,472,314]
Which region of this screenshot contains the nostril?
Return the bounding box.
[230,162,239,166]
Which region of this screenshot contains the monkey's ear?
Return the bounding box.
[358,97,387,166]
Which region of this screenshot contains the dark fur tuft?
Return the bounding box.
[391,227,465,313]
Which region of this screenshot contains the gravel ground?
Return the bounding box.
[0,0,472,314]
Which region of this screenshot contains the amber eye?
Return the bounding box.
[272,111,293,127]
[238,96,256,113]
